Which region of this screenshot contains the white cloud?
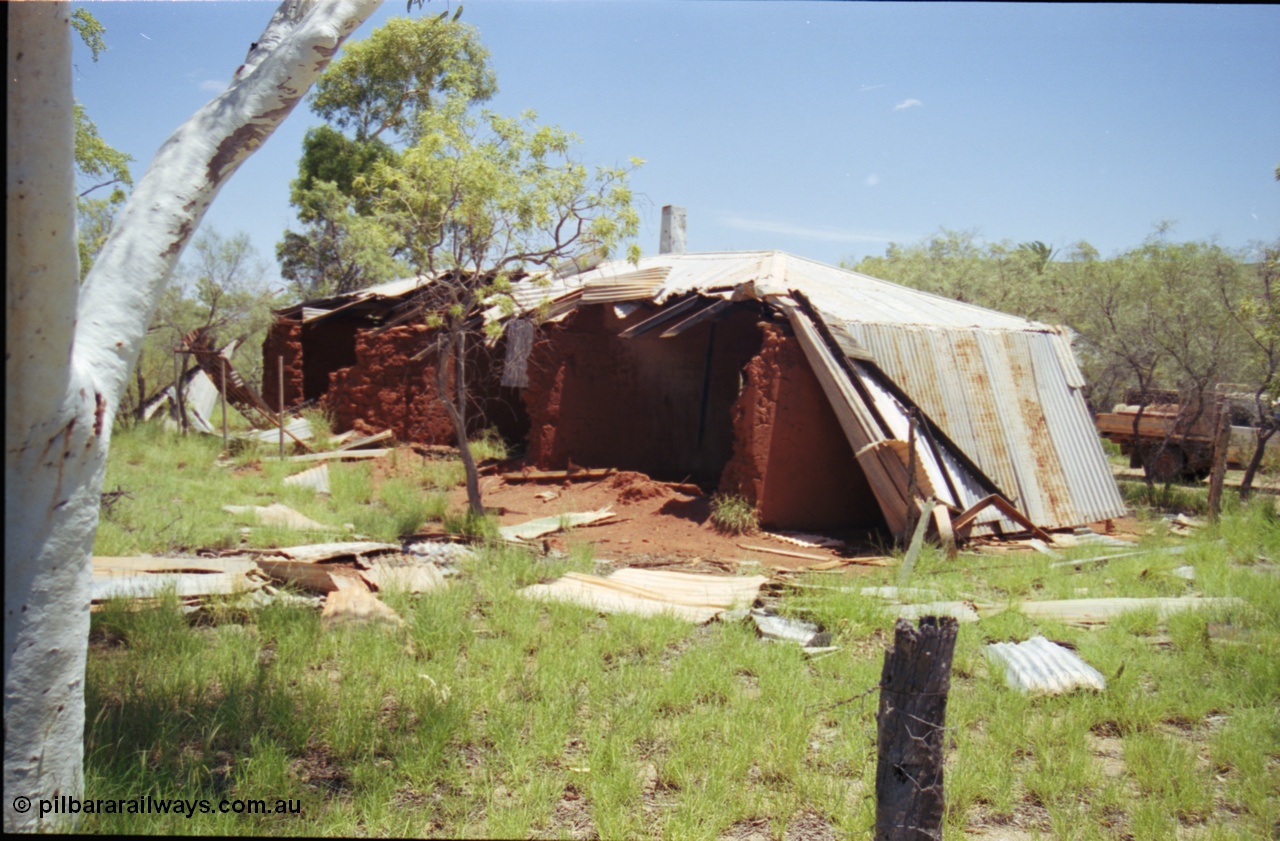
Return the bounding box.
[719,215,908,244]
[198,79,226,93]
[865,174,880,187]
[893,98,922,111]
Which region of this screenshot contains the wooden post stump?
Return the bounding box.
[875,616,959,841]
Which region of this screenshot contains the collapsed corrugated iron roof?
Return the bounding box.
[496,250,1126,535]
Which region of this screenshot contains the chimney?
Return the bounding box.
[659,205,686,255]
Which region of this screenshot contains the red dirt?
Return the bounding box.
[446,466,885,571]
[719,324,884,531]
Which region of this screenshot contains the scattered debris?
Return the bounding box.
[747,608,836,654]
[499,508,616,542]
[501,468,618,483]
[1167,513,1207,535]
[535,491,559,502]
[403,540,475,564]
[223,503,336,531]
[1171,565,1196,581]
[1016,596,1243,626]
[801,556,891,570]
[283,464,331,495]
[1051,528,1135,549]
[737,543,829,563]
[286,448,392,463]
[359,562,446,594]
[332,429,393,451]
[985,636,1107,695]
[519,567,768,623]
[764,531,847,550]
[91,556,266,603]
[246,542,403,563]
[236,416,314,444]
[321,587,404,628]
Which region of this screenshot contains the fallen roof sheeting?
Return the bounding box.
[1016,596,1244,626]
[519,568,768,623]
[985,636,1107,695]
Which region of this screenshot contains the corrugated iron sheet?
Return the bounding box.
[847,322,1125,530]
[985,636,1107,695]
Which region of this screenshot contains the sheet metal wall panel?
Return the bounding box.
[1003,332,1077,526]
[846,326,1009,530]
[975,331,1046,520]
[1028,337,1128,522]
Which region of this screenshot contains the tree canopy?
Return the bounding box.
[277,13,497,300]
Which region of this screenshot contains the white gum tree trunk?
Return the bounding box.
[4,0,381,830]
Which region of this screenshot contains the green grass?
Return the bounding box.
[710,493,759,536]
[96,422,460,553]
[82,426,1280,837]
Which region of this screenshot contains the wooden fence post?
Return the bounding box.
[1206,396,1231,521]
[875,616,959,841]
[220,356,229,453]
[277,354,286,460]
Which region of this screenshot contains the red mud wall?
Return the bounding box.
[523,305,764,484]
[719,323,884,531]
[323,324,524,445]
[262,318,304,411]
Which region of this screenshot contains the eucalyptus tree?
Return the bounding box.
[362,99,641,516]
[5,0,382,827]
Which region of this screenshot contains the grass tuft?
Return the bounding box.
[709,493,759,535]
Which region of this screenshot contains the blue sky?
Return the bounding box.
[72,1,1279,289]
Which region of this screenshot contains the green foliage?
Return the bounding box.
[71,9,134,278]
[851,226,1264,413]
[363,102,641,281]
[277,178,408,301]
[309,14,496,144]
[709,493,759,535]
[71,8,107,61]
[278,15,495,300]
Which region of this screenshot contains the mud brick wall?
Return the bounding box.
[718,323,884,531]
[323,324,524,445]
[522,305,765,485]
[262,318,304,412]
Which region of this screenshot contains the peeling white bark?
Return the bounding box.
[4,0,382,830]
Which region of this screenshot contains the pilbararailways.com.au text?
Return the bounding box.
[15,794,302,820]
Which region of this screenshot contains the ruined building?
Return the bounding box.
[263,209,1125,538]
